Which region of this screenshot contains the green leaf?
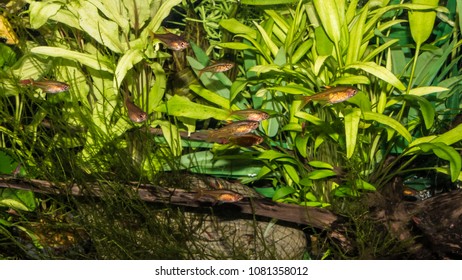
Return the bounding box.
[240,0,299,5]
[308,161,334,169]
[31,47,114,73]
[429,124,462,146]
[408,86,448,96]
[273,186,296,201]
[408,0,439,46]
[29,2,62,29]
[346,4,368,65]
[418,142,461,182]
[0,189,36,211]
[189,85,230,109]
[401,95,435,129]
[219,19,258,38]
[345,61,406,91]
[313,0,341,44]
[147,62,167,114]
[155,95,230,120]
[362,111,412,143]
[306,170,337,180]
[217,42,257,51]
[345,108,361,159]
[70,1,125,53]
[114,49,144,90]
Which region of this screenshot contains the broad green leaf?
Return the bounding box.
[155,95,230,120]
[29,2,62,29]
[254,21,278,57]
[345,108,361,159]
[189,85,230,109]
[0,189,36,211]
[355,179,376,191]
[31,47,114,73]
[258,150,289,161]
[230,78,248,105]
[408,86,449,96]
[269,84,314,95]
[345,62,406,90]
[308,161,334,170]
[272,186,296,201]
[306,170,337,180]
[362,111,412,142]
[418,142,461,182]
[217,42,257,51]
[114,49,144,90]
[401,95,435,129]
[241,0,298,5]
[313,0,341,44]
[430,124,462,146]
[362,39,399,62]
[283,164,300,184]
[139,0,182,44]
[346,4,368,65]
[90,0,129,33]
[147,62,166,114]
[220,19,258,38]
[295,135,309,158]
[408,0,439,46]
[70,1,125,53]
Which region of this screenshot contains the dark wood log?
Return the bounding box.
[0,176,339,230]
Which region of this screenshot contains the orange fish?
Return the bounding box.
[198,60,235,77]
[222,133,264,147]
[229,109,269,122]
[125,97,147,123]
[193,189,244,203]
[298,86,358,109]
[153,32,189,51]
[207,120,259,142]
[19,79,69,94]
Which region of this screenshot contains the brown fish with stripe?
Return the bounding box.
[153,32,189,51]
[20,79,69,94]
[229,109,270,122]
[198,60,235,77]
[298,86,358,109]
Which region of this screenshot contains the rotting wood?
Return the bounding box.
[0,175,339,230]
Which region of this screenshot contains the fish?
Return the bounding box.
[223,133,264,147]
[193,189,244,203]
[153,32,189,51]
[207,120,260,142]
[229,109,270,122]
[19,79,70,94]
[198,60,235,77]
[125,97,148,123]
[298,86,358,109]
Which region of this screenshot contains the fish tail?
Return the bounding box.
[19,79,34,86]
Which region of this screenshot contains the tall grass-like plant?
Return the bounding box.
[211,0,462,205]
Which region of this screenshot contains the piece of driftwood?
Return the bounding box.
[0,176,339,230]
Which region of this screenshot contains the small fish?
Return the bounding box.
[229,109,270,122]
[198,60,235,77]
[207,120,260,142]
[193,189,244,203]
[153,32,189,51]
[298,86,358,109]
[125,97,147,123]
[19,79,70,94]
[223,133,264,147]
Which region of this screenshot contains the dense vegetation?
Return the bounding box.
[0,0,461,259]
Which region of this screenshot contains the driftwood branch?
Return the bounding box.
[0,176,339,230]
